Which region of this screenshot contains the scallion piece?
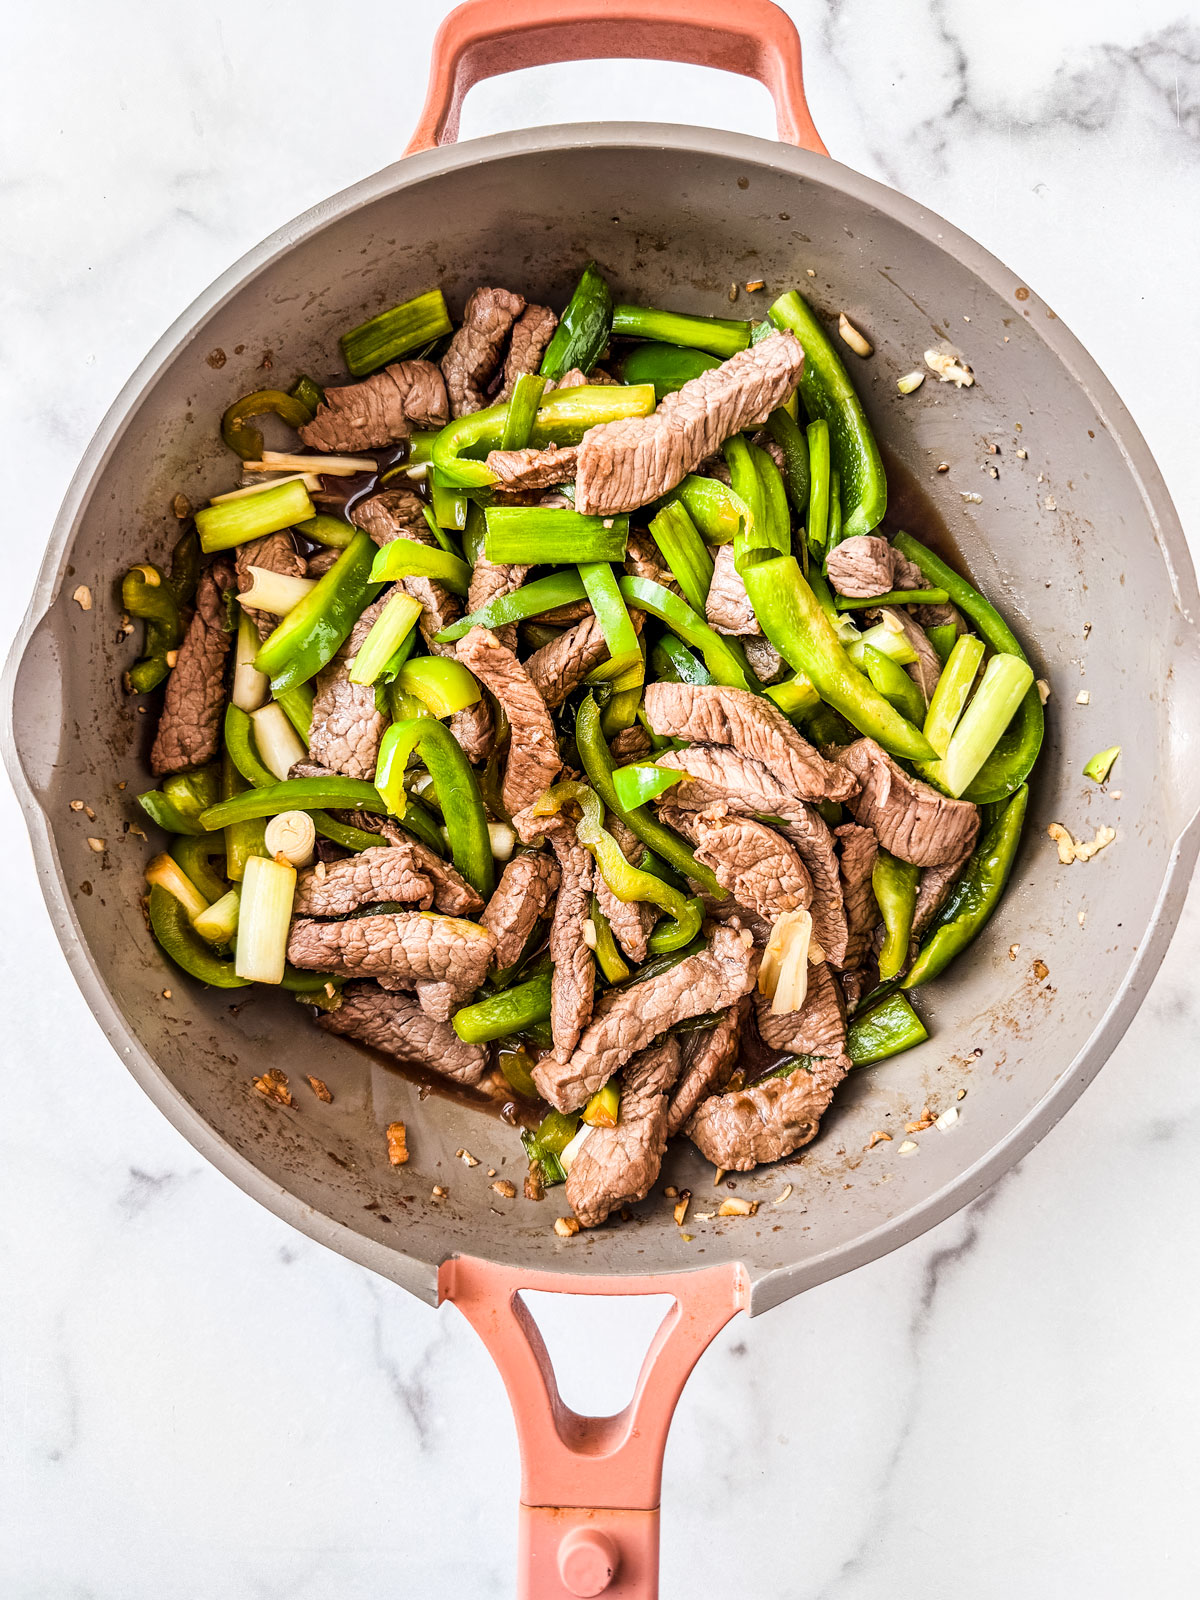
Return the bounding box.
[195,478,314,555]
[289,375,324,417]
[765,673,820,719]
[651,634,713,686]
[923,634,985,756]
[861,644,926,726]
[1083,745,1121,784]
[232,610,270,714]
[274,683,314,742]
[348,591,424,687]
[340,288,452,378]
[193,888,241,947]
[395,657,481,718]
[580,561,642,682]
[483,507,629,566]
[234,854,296,985]
[250,703,308,782]
[224,704,279,789]
[296,514,355,549]
[805,418,831,557]
[145,852,209,921]
[500,373,547,449]
[582,1077,621,1127]
[611,304,750,358]
[929,653,1034,797]
[611,764,684,810]
[368,538,471,594]
[431,477,468,532]
[846,621,919,668]
[835,588,951,611]
[648,501,714,615]
[433,570,588,645]
[237,567,315,616]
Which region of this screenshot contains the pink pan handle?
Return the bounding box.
[440,1255,749,1598]
[405,0,828,155]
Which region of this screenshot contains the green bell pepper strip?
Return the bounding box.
[434,570,587,645]
[805,418,831,557]
[589,896,632,983]
[137,787,205,835]
[903,783,1029,989]
[617,576,759,693]
[498,1045,540,1099]
[764,407,810,518]
[525,1108,579,1160]
[461,499,487,568]
[220,389,314,461]
[310,812,385,853]
[615,934,708,989]
[454,972,553,1043]
[431,477,468,534]
[618,342,719,398]
[395,656,481,718]
[575,694,724,899]
[483,508,629,566]
[166,528,200,609]
[861,643,927,727]
[769,289,888,538]
[835,588,951,611]
[195,478,315,555]
[274,682,314,742]
[611,305,750,358]
[666,476,749,545]
[926,654,1033,799]
[827,467,844,553]
[160,766,220,817]
[369,538,470,593]
[224,705,278,789]
[848,991,928,1064]
[612,764,684,810]
[723,434,768,554]
[647,501,714,616]
[580,561,642,680]
[201,776,388,831]
[846,621,917,669]
[873,851,921,982]
[254,531,383,690]
[500,373,548,449]
[289,375,324,418]
[927,623,959,664]
[149,885,251,988]
[1083,745,1121,784]
[892,532,1044,803]
[170,835,228,905]
[218,752,267,882]
[765,673,820,720]
[433,383,655,490]
[532,781,702,954]
[340,287,452,378]
[650,633,713,686]
[122,563,183,694]
[296,514,355,549]
[540,262,613,381]
[741,555,936,760]
[751,442,791,556]
[375,717,494,897]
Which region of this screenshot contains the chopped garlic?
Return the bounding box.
[758,908,812,1014]
[838,313,873,357]
[773,1184,793,1206]
[1076,690,1090,705]
[673,1191,691,1227]
[456,1147,480,1167]
[1047,821,1116,864]
[554,1216,580,1238]
[385,1122,409,1165]
[925,348,975,387]
[935,1106,959,1131]
[72,584,93,611]
[898,1140,919,1155]
[897,371,926,394]
[717,1197,758,1217]
[1036,678,1051,705]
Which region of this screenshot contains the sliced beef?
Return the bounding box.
[298,360,449,453]
[834,738,980,867]
[316,983,488,1086]
[840,965,876,1015]
[304,546,342,578]
[481,850,560,969]
[287,911,495,1020]
[484,442,579,492]
[468,555,529,652]
[742,632,785,684]
[912,842,974,940]
[610,725,652,764]
[442,286,526,417]
[150,561,235,775]
[575,331,805,515]
[351,489,460,653]
[642,682,857,804]
[624,528,679,593]
[566,1037,681,1228]
[754,959,848,1061]
[525,611,609,709]
[705,543,758,635]
[654,747,850,966]
[547,825,595,1058]
[308,595,388,779]
[595,870,657,965]
[235,532,306,640]
[672,806,813,923]
[666,999,745,1138]
[293,842,483,919]
[699,893,773,948]
[835,822,880,970]
[456,626,561,814]
[448,697,495,764]
[531,925,759,1112]
[500,304,558,399]
[825,535,925,599]
[687,1051,848,1170]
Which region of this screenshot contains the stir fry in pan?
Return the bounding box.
[126,265,1041,1227]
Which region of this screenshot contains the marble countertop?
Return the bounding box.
[3,2,1199,1594]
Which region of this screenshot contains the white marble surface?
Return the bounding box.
[3,2,1200,1594]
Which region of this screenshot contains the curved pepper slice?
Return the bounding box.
[847,991,928,1064]
[872,851,921,982]
[254,530,383,691]
[201,776,388,831]
[540,262,614,381]
[148,884,250,988]
[375,717,494,897]
[617,575,759,693]
[221,389,314,461]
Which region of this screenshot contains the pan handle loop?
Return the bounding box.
[440,1254,749,1598]
[405,0,828,156]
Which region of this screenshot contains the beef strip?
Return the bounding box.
[610,725,652,764]
[654,747,850,965]
[293,842,483,919]
[525,611,610,709]
[316,982,489,1086]
[304,546,342,578]
[468,555,529,652]
[834,738,980,866]
[351,489,460,653]
[840,964,876,1014]
[824,535,925,599]
[550,367,618,390]
[688,1051,848,1170]
[699,894,773,947]
[742,633,786,684]
[447,697,495,763]
[595,862,657,964]
[912,842,974,940]
[566,1037,681,1228]
[298,360,449,453]
[287,911,495,1021]
[642,681,858,804]
[705,542,758,635]
[666,998,746,1138]
[835,822,880,970]
[442,286,526,417]
[308,595,388,779]
[575,331,805,515]
[456,626,561,814]
[754,958,848,1061]
[531,925,759,1112]
[671,805,813,922]
[480,850,560,969]
[547,824,595,1057]
[499,304,558,399]
[484,442,580,492]
[235,531,306,640]
[150,560,235,775]
[624,528,679,593]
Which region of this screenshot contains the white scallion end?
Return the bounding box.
[235,855,297,985]
[838,313,873,357]
[488,822,517,861]
[251,702,308,781]
[559,1124,592,1175]
[264,810,316,868]
[237,566,316,617]
[898,1140,919,1154]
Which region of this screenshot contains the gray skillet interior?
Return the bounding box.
[7,126,1199,1315]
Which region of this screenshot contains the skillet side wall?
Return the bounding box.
[7,130,1195,1307]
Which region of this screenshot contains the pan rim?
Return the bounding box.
[6,121,1198,1311]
